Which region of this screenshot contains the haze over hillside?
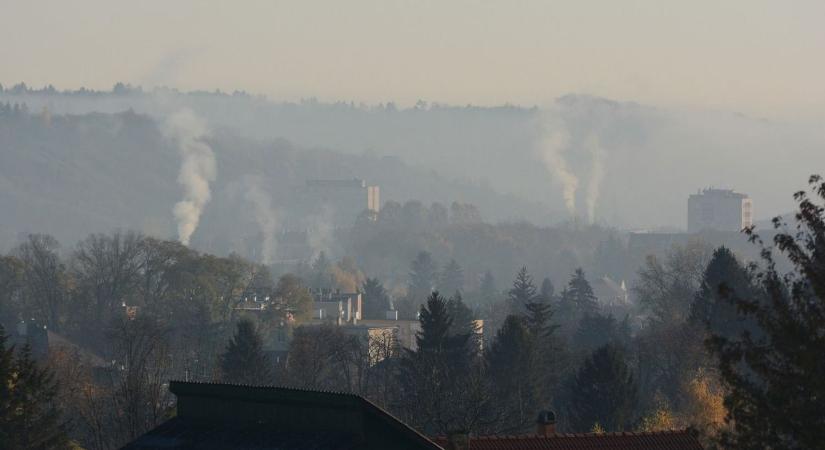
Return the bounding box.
[2,85,822,238]
[0,103,557,254]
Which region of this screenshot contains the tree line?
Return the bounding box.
[3,175,825,449]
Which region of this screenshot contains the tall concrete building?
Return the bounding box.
[687,188,753,233]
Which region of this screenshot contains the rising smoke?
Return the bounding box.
[164,109,216,246]
[307,205,337,260]
[584,134,606,224]
[539,126,579,216]
[538,112,608,224]
[244,177,279,265]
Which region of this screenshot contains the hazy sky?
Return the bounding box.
[2,0,824,118]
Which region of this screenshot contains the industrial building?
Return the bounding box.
[687,188,752,233]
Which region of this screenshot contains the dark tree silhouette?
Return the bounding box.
[566,344,637,432]
[539,277,555,303]
[559,268,600,322]
[220,319,272,385]
[446,291,477,347]
[400,292,488,434]
[508,266,537,316]
[361,277,391,320]
[409,251,437,299]
[439,259,465,295]
[572,313,631,354]
[708,175,825,449]
[690,246,756,340]
[0,327,68,449]
[399,251,438,319]
[485,315,543,434]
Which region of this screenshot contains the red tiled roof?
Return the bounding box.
[432,430,703,450]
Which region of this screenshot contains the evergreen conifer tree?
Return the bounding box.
[439,259,465,295]
[486,315,543,433]
[220,319,272,385]
[560,268,600,321]
[690,246,755,340]
[400,252,438,319]
[446,291,477,348]
[401,292,484,434]
[361,277,391,320]
[572,313,631,354]
[539,277,555,303]
[566,344,637,432]
[0,326,68,449]
[508,266,537,316]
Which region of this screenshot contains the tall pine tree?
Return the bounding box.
[539,277,555,303]
[508,266,537,316]
[690,246,756,340]
[220,319,273,385]
[400,292,486,434]
[559,268,600,325]
[485,315,542,434]
[361,277,391,320]
[446,291,478,349]
[0,326,68,449]
[566,344,637,432]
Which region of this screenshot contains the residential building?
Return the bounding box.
[687,188,753,233]
[311,288,363,323]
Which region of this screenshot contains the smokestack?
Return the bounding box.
[536,410,556,436]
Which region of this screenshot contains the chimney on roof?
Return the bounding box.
[445,431,469,450]
[536,410,556,436]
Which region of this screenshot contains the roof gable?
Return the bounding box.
[433,430,703,450]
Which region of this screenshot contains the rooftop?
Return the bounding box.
[691,188,749,199]
[123,381,440,450]
[432,430,703,450]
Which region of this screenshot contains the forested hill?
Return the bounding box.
[3,86,823,230]
[0,106,548,253]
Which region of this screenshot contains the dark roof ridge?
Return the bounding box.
[436,428,693,439]
[169,380,442,450]
[169,379,360,397]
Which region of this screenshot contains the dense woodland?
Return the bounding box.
[2,176,825,449]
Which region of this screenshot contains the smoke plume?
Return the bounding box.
[244,177,279,265]
[164,109,216,246]
[307,205,337,259]
[585,134,606,224]
[539,127,579,216]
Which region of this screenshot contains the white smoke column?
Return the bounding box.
[307,205,336,259]
[585,134,606,224]
[539,126,579,216]
[164,109,216,246]
[244,177,278,265]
